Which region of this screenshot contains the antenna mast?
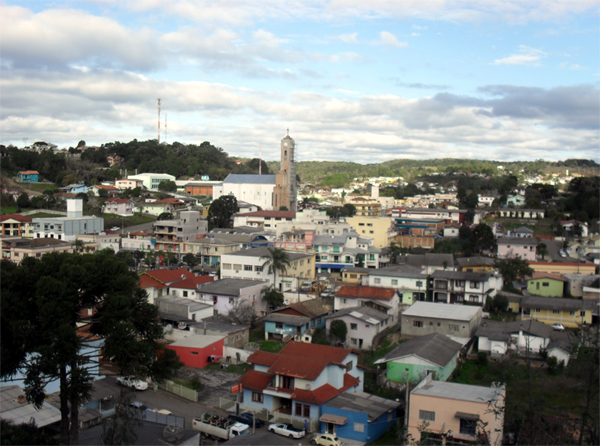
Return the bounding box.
[157,98,161,143]
[165,113,167,144]
[259,143,262,175]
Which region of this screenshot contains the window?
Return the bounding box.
[252,392,263,403]
[469,295,479,303]
[303,404,310,418]
[351,338,357,345]
[350,323,358,330]
[343,299,347,304]
[350,274,357,279]
[374,278,381,284]
[413,321,423,328]
[391,279,398,286]
[460,418,477,436]
[346,360,353,371]
[580,311,586,317]
[233,264,242,271]
[449,324,459,331]
[229,297,235,304]
[244,265,253,271]
[254,265,263,272]
[470,281,480,289]
[354,423,365,433]
[419,410,435,422]
[552,310,560,315]
[534,308,541,313]
[295,403,302,416]
[183,291,188,297]
[281,376,294,389]
[542,282,550,287]
[275,322,283,329]
[191,351,198,355]
[416,281,423,287]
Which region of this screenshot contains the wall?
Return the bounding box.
[241,388,275,411]
[527,279,564,297]
[402,312,481,339]
[320,406,370,442]
[387,353,457,383]
[166,339,224,368]
[523,308,592,328]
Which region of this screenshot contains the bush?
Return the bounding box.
[477,351,488,366]
[330,320,347,343]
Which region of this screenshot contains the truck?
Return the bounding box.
[192,415,250,440]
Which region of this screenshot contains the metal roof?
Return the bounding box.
[497,237,538,246]
[197,279,268,296]
[324,391,401,422]
[324,306,389,323]
[223,174,277,184]
[264,314,311,326]
[169,334,225,348]
[375,333,462,367]
[225,246,312,261]
[431,270,491,281]
[0,385,62,428]
[402,301,482,321]
[412,380,503,404]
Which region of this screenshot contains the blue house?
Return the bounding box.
[264,298,329,341]
[320,391,401,442]
[17,170,39,182]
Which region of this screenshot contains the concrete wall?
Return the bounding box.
[401,311,481,339]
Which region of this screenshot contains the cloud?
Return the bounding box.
[394,82,452,90]
[493,45,547,66]
[329,33,359,43]
[411,32,421,37]
[378,31,408,47]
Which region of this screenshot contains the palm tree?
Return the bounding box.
[72,238,84,253]
[260,248,291,290]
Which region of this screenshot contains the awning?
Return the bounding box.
[320,414,347,425]
[455,412,480,421]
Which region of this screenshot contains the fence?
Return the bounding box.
[219,397,236,411]
[144,410,186,428]
[158,380,198,402]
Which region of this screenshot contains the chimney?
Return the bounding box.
[203,320,207,335]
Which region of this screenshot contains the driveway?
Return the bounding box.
[175,366,243,408]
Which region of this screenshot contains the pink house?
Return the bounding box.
[497,237,538,261]
[102,198,136,216]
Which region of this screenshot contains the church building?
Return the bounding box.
[213,132,297,211]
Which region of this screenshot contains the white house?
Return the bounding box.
[324,306,393,349]
[367,265,428,306]
[334,286,401,323]
[195,279,268,316]
[213,174,277,210]
[128,173,176,191]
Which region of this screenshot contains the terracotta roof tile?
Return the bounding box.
[144,268,195,284]
[247,350,279,367]
[0,214,32,223]
[530,272,567,282]
[334,286,397,300]
[239,370,274,392]
[292,373,360,405]
[139,275,167,289]
[171,276,214,289]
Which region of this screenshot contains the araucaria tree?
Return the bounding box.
[1,252,181,445]
[260,247,291,290]
[207,195,238,229]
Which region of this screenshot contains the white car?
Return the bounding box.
[110,226,120,231]
[117,375,148,390]
[551,323,566,331]
[558,249,567,257]
[268,423,305,439]
[311,433,343,446]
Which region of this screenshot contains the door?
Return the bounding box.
[326,423,336,434]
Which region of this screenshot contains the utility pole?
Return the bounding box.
[165,113,167,144]
[157,98,161,143]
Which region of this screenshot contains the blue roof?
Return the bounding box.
[224,174,277,184]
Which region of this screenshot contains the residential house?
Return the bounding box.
[157,296,213,322]
[210,227,273,247]
[153,210,208,259]
[408,375,505,445]
[367,265,428,306]
[60,183,89,194]
[33,199,103,241]
[121,231,156,253]
[239,342,363,428]
[324,306,393,349]
[344,216,397,248]
[401,302,482,341]
[561,220,589,238]
[2,237,75,263]
[442,224,460,238]
[476,319,574,365]
[314,232,381,274]
[340,267,372,285]
[220,247,315,292]
[320,391,401,443]
[168,275,215,300]
[0,214,34,237]
[182,237,243,268]
[529,261,596,276]
[233,210,296,230]
[505,195,525,206]
[17,170,39,182]
[115,178,143,190]
[91,185,119,197]
[165,335,225,368]
[374,333,462,383]
[517,295,595,328]
[128,172,176,190]
[526,272,566,297]
[334,286,400,323]
[429,270,502,306]
[76,232,121,253]
[274,229,315,252]
[348,197,382,217]
[497,237,538,261]
[101,197,135,216]
[265,298,329,341]
[139,274,168,305]
[563,274,600,298]
[456,256,496,273]
[136,200,176,216]
[197,315,250,349]
[511,226,534,238]
[397,253,455,274]
[196,278,268,316]
[497,208,545,219]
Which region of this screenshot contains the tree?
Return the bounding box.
[77,140,86,148]
[262,287,284,309]
[537,242,548,261]
[472,224,496,253]
[100,388,144,445]
[16,192,30,209]
[1,252,182,445]
[182,253,200,268]
[279,206,289,211]
[465,192,479,209]
[388,242,402,265]
[208,195,238,229]
[495,257,534,285]
[72,238,84,253]
[342,203,356,217]
[97,188,109,199]
[260,247,291,289]
[157,212,174,220]
[329,320,347,343]
[158,180,177,193]
[226,300,256,325]
[485,294,509,315]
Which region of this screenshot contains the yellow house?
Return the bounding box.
[348,197,382,217]
[529,261,596,276]
[519,295,595,327]
[456,256,497,273]
[340,267,370,284]
[344,216,395,248]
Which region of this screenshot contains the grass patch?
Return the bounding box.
[260,341,283,353]
[205,363,251,374]
[26,212,65,218]
[23,183,57,193]
[102,213,156,228]
[170,376,203,391]
[1,206,18,214]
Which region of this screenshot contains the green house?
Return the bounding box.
[374,333,462,384]
[527,272,566,297]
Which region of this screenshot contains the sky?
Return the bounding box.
[1,0,599,164]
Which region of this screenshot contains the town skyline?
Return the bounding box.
[1,1,599,163]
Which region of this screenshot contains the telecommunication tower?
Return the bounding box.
[157,98,161,143]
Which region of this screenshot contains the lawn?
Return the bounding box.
[170,376,203,391]
[1,206,18,215]
[25,212,65,218]
[102,213,156,228]
[484,217,555,236]
[205,363,251,374]
[259,341,284,353]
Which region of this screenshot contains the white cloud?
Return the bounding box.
[329,33,359,43]
[411,32,421,37]
[493,45,547,66]
[378,31,408,47]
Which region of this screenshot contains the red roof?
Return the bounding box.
[95,185,118,190]
[247,350,279,367]
[530,272,567,282]
[154,198,184,204]
[144,268,195,284]
[235,211,296,219]
[139,275,167,289]
[292,373,360,405]
[171,275,214,289]
[106,197,131,203]
[239,369,274,391]
[130,231,152,236]
[0,214,32,223]
[335,286,397,300]
[18,170,39,175]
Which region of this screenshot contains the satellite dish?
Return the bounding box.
[164,324,173,333]
[177,322,187,330]
[163,424,184,443]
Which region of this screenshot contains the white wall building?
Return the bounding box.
[128,173,176,191]
[213,174,277,210]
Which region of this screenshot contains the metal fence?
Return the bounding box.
[144,411,186,428]
[158,380,198,402]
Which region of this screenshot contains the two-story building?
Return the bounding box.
[397,253,455,274]
[128,172,176,190]
[17,170,39,182]
[264,298,329,341]
[233,210,296,230]
[324,306,393,349]
[314,233,380,274]
[115,178,143,190]
[153,210,208,259]
[429,270,502,306]
[183,237,243,268]
[497,237,538,261]
[334,286,400,323]
[239,342,363,429]
[101,198,135,216]
[367,265,428,306]
[516,295,595,328]
[196,278,268,316]
[121,232,156,253]
[0,214,34,238]
[456,256,496,273]
[274,229,316,252]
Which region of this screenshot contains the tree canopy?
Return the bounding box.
[208,195,238,230]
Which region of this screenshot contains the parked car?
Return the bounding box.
[551,323,566,331]
[268,423,305,439]
[129,402,149,411]
[110,226,120,231]
[228,412,265,428]
[116,375,132,386]
[116,375,148,390]
[559,249,567,257]
[311,433,343,446]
